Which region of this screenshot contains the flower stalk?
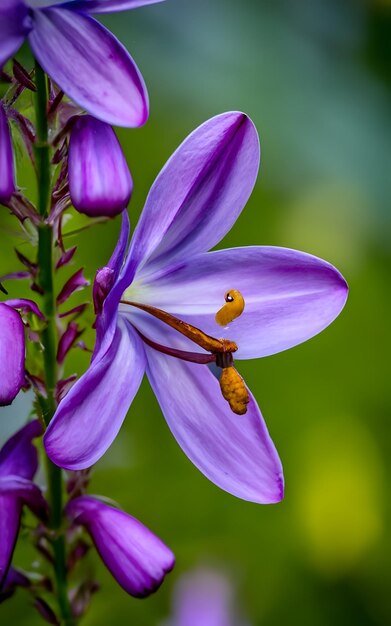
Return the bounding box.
[34,62,75,625]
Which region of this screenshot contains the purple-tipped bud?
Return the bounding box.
[68,116,132,217]
[0,303,25,406]
[66,496,175,598]
[0,103,15,204]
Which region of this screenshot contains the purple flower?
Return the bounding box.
[0,0,166,127]
[0,299,44,406]
[167,567,249,626]
[0,101,15,204]
[68,115,133,217]
[0,420,47,587]
[66,495,174,597]
[44,112,348,504]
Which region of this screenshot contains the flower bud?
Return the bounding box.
[68,115,132,217]
[0,303,25,406]
[0,102,15,204]
[66,496,175,598]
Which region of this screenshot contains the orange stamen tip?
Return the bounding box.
[215,289,245,326]
[219,366,249,415]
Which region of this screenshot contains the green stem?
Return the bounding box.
[34,61,75,625]
[34,61,50,218]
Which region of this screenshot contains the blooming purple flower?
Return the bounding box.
[0,101,15,204]
[68,115,133,217]
[0,0,166,127]
[0,299,44,406]
[66,495,174,597]
[0,420,47,587]
[44,112,348,504]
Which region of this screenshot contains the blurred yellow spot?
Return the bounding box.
[294,415,384,577]
[215,290,245,327]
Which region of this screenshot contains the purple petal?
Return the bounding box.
[0,477,48,521]
[0,420,42,479]
[133,246,349,359]
[44,320,146,470]
[0,102,15,203]
[121,112,259,286]
[0,303,25,407]
[145,347,284,504]
[69,116,132,217]
[64,0,166,14]
[66,495,175,597]
[0,1,29,68]
[28,9,149,127]
[6,298,45,320]
[108,211,130,275]
[0,495,20,587]
[57,268,89,305]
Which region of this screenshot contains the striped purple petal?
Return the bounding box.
[121,112,260,287]
[133,246,349,359]
[63,0,166,12]
[145,347,284,504]
[44,320,146,470]
[28,8,148,127]
[0,1,30,68]
[66,495,174,597]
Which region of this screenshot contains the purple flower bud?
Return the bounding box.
[68,116,133,217]
[0,421,43,587]
[66,496,175,598]
[92,266,115,314]
[0,102,15,204]
[0,303,25,406]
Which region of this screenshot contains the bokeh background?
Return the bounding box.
[1,0,391,623]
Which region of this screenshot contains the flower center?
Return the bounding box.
[120,290,249,415]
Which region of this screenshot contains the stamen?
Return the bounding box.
[121,297,249,416]
[121,300,237,354]
[136,329,216,364]
[219,367,249,415]
[215,289,245,327]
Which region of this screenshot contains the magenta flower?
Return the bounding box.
[68,115,133,217]
[0,102,15,204]
[0,420,48,587]
[0,299,44,406]
[0,0,166,127]
[66,495,174,597]
[44,112,348,504]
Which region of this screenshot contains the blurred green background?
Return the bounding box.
[1,0,391,623]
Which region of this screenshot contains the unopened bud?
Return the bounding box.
[68,115,132,217]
